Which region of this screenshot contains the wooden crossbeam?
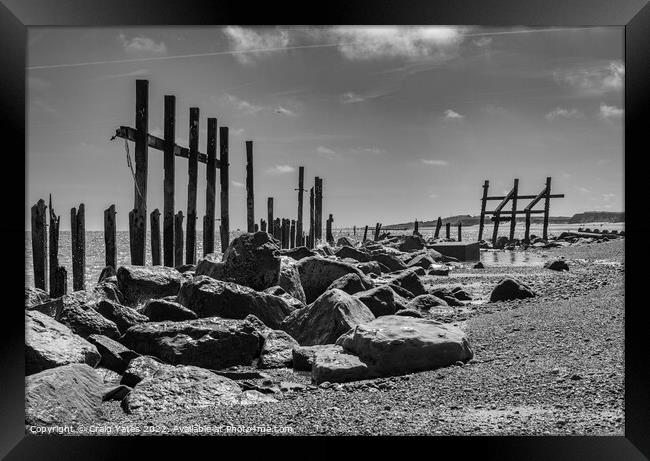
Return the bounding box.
[485,194,564,201]
[524,187,548,211]
[113,126,221,168]
[485,210,546,215]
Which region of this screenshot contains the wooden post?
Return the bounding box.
[104,204,116,269]
[246,140,254,232]
[219,127,230,253]
[280,219,286,249]
[543,177,552,240]
[261,219,266,232]
[509,178,519,241]
[51,266,67,298]
[186,107,199,264]
[31,199,47,291]
[274,218,281,242]
[478,180,489,241]
[326,214,334,244]
[163,95,175,267]
[296,166,304,241]
[353,225,356,236]
[458,222,462,241]
[524,211,532,243]
[434,217,442,239]
[254,223,259,232]
[315,177,323,241]
[174,211,184,267]
[414,219,419,235]
[290,220,296,248]
[374,223,381,241]
[445,222,451,239]
[150,209,161,265]
[70,204,85,291]
[204,117,217,256]
[267,198,273,234]
[48,195,60,296]
[309,187,315,247]
[128,209,136,263]
[132,79,148,266]
[363,225,368,243]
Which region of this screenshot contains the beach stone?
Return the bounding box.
[279,256,307,304]
[429,264,451,276]
[318,245,334,256]
[429,288,464,307]
[406,254,435,270]
[281,288,375,346]
[103,384,132,402]
[545,259,570,271]
[93,299,148,334]
[335,246,370,262]
[336,236,355,247]
[473,262,485,269]
[117,265,182,307]
[489,277,536,302]
[356,261,382,276]
[387,268,427,296]
[494,236,510,250]
[388,283,416,300]
[407,294,449,311]
[98,266,117,283]
[371,253,407,272]
[452,287,472,301]
[279,246,316,261]
[399,235,426,252]
[26,364,104,427]
[25,310,101,375]
[292,344,345,371]
[394,309,423,318]
[296,256,367,303]
[312,350,371,384]
[177,276,295,329]
[411,267,426,277]
[259,330,300,369]
[176,264,196,273]
[336,315,473,377]
[262,286,306,310]
[326,273,374,296]
[121,317,262,369]
[195,257,226,280]
[221,232,282,291]
[96,367,123,386]
[86,334,139,373]
[25,287,50,309]
[140,298,198,321]
[355,285,399,317]
[93,282,126,305]
[121,355,167,387]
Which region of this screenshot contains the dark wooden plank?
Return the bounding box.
[254,223,259,232]
[478,180,489,241]
[543,177,552,240]
[31,199,47,291]
[150,209,161,265]
[445,222,451,239]
[309,187,314,248]
[219,127,230,253]
[274,218,281,242]
[52,266,67,298]
[204,117,217,256]
[315,177,322,241]
[185,107,199,264]
[362,225,368,243]
[414,219,419,235]
[374,222,381,241]
[104,204,116,269]
[132,79,148,266]
[290,219,296,249]
[267,198,273,234]
[128,209,136,263]
[326,214,334,244]
[486,194,564,200]
[458,222,462,241]
[261,219,266,232]
[509,178,519,241]
[163,95,176,267]
[246,140,254,232]
[48,195,60,296]
[296,166,304,241]
[174,211,184,267]
[485,210,546,215]
[71,204,85,291]
[434,217,442,238]
[524,211,532,243]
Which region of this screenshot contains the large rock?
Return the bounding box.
[326,273,374,296]
[25,364,104,427]
[25,310,101,375]
[335,246,370,262]
[177,276,295,329]
[140,298,198,321]
[429,288,464,307]
[388,268,427,296]
[489,277,536,302]
[259,330,300,369]
[263,286,306,310]
[122,364,275,414]
[371,253,407,272]
[279,257,307,304]
[545,259,569,271]
[86,334,139,373]
[336,316,473,377]
[117,265,182,307]
[121,355,166,387]
[354,285,399,317]
[25,287,50,309]
[312,350,370,384]
[406,254,436,269]
[121,317,262,369]
[336,236,355,247]
[407,294,450,312]
[94,299,148,334]
[356,261,382,276]
[292,344,345,371]
[296,256,367,303]
[281,289,375,346]
[221,232,282,291]
[279,246,316,261]
[399,235,426,252]
[195,258,226,280]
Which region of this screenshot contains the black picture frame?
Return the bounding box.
[2,0,648,458]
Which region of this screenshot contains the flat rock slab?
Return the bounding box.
[26,310,100,375]
[139,298,198,321]
[292,344,345,371]
[296,256,368,303]
[26,364,104,427]
[312,349,370,384]
[428,242,480,262]
[87,334,139,373]
[117,265,182,307]
[259,330,300,369]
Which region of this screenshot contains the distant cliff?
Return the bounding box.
[567,211,624,224]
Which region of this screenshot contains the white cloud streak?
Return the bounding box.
[599,103,623,120]
[545,107,583,120]
[553,61,624,96]
[118,33,167,57]
[444,109,464,120]
[266,165,296,174]
[421,159,449,166]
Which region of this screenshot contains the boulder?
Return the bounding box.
[335,246,370,262]
[473,262,485,269]
[394,309,423,318]
[25,310,101,375]
[86,334,139,373]
[195,257,226,280]
[292,344,345,371]
[98,266,117,283]
[354,285,399,317]
[312,350,370,384]
[281,289,375,346]
[387,268,427,296]
[176,264,196,273]
[544,259,569,271]
[407,294,449,311]
[336,236,355,247]
[279,257,307,304]
[428,264,450,276]
[25,287,49,309]
[121,317,262,369]
[221,232,282,291]
[94,299,148,334]
[494,236,510,250]
[326,273,374,296]
[406,254,435,270]
[262,286,306,310]
[356,261,382,276]
[140,298,198,321]
[279,246,316,261]
[371,253,407,272]
[117,265,182,307]
[26,364,104,427]
[177,276,295,329]
[489,277,536,302]
[411,267,426,277]
[336,315,473,377]
[296,256,367,303]
[399,235,426,252]
[93,282,126,305]
[259,330,300,369]
[388,283,416,300]
[429,288,464,307]
[452,286,472,301]
[121,355,166,387]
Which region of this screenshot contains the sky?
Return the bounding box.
[26,26,624,231]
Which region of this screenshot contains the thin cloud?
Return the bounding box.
[223,27,290,65]
[224,93,264,115]
[341,92,366,104]
[97,68,150,80]
[473,37,492,47]
[429,193,439,199]
[597,158,613,166]
[553,60,624,96]
[421,159,449,166]
[118,33,167,57]
[576,186,591,194]
[602,193,616,201]
[231,180,245,187]
[275,106,297,116]
[545,107,583,121]
[266,165,296,174]
[316,146,337,156]
[231,128,245,136]
[444,109,464,120]
[599,103,623,120]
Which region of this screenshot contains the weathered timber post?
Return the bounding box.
[309,187,315,248]
[414,219,419,235]
[491,212,501,246]
[478,180,489,241]
[363,225,369,243]
[128,209,136,262]
[254,223,259,232]
[280,219,286,248]
[509,178,519,241]
[296,166,304,241]
[132,79,148,266]
[186,107,199,264]
[374,223,381,241]
[274,218,281,242]
[174,211,184,267]
[290,220,296,248]
[70,204,85,291]
[267,198,273,234]
[353,225,356,236]
[150,209,161,265]
[246,140,254,232]
[261,219,266,232]
[326,214,334,244]
[524,211,532,243]
[219,127,230,253]
[543,177,552,240]
[52,266,67,298]
[163,95,175,267]
[31,199,47,291]
[458,222,462,241]
[434,217,442,239]
[48,195,61,296]
[315,177,323,241]
[204,118,217,256]
[445,222,451,239]
[104,204,116,269]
